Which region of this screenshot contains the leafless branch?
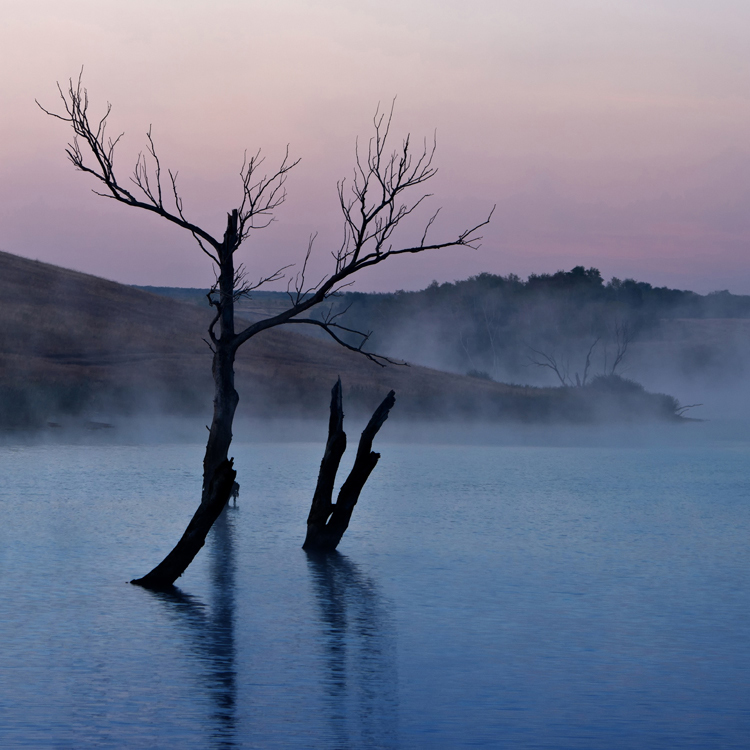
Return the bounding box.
[608,321,635,376]
[43,78,492,369]
[286,233,328,306]
[285,318,405,367]
[236,147,300,243]
[38,72,225,256]
[459,329,479,372]
[527,346,572,386]
[580,337,600,386]
[38,73,298,266]
[675,403,702,417]
[232,105,493,351]
[231,262,293,303]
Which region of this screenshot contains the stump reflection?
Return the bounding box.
[148,508,237,749]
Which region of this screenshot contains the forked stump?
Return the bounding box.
[303,379,395,551]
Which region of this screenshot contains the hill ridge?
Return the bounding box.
[0,250,682,428]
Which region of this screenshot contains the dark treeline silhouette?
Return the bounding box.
[142,265,731,404]
[313,267,750,385]
[338,266,750,323]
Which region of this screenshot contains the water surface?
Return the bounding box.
[1,424,748,748]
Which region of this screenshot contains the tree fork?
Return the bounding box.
[303,379,396,552]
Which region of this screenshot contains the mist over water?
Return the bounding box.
[1,421,748,748]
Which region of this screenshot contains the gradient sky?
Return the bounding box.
[2,0,750,293]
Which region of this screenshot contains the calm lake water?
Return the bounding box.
[1,422,748,748]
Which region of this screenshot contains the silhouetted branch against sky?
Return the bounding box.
[41,74,491,362]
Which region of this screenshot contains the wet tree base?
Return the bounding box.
[131,459,237,590]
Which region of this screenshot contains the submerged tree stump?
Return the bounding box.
[131,458,237,590]
[303,379,396,552]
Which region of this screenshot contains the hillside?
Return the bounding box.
[0,252,682,428]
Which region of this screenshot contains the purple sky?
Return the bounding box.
[3,0,750,293]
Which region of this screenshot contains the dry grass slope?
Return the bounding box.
[0,251,681,428]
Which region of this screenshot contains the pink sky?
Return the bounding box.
[2,0,750,293]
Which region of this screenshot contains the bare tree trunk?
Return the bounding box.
[202,346,239,502]
[131,348,238,589]
[130,459,237,589]
[303,380,396,552]
[132,215,240,589]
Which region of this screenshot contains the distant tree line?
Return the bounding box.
[321,267,750,384]
[145,267,750,387]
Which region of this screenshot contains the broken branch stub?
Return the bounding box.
[303,380,396,552]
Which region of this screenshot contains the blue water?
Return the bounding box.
[0,424,748,748]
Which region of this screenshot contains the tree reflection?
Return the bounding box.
[306,551,399,748]
[148,508,237,749]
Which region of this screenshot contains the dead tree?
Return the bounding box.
[527,337,600,388]
[577,337,599,386]
[526,347,572,386]
[304,379,395,552]
[40,74,492,589]
[605,321,634,376]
